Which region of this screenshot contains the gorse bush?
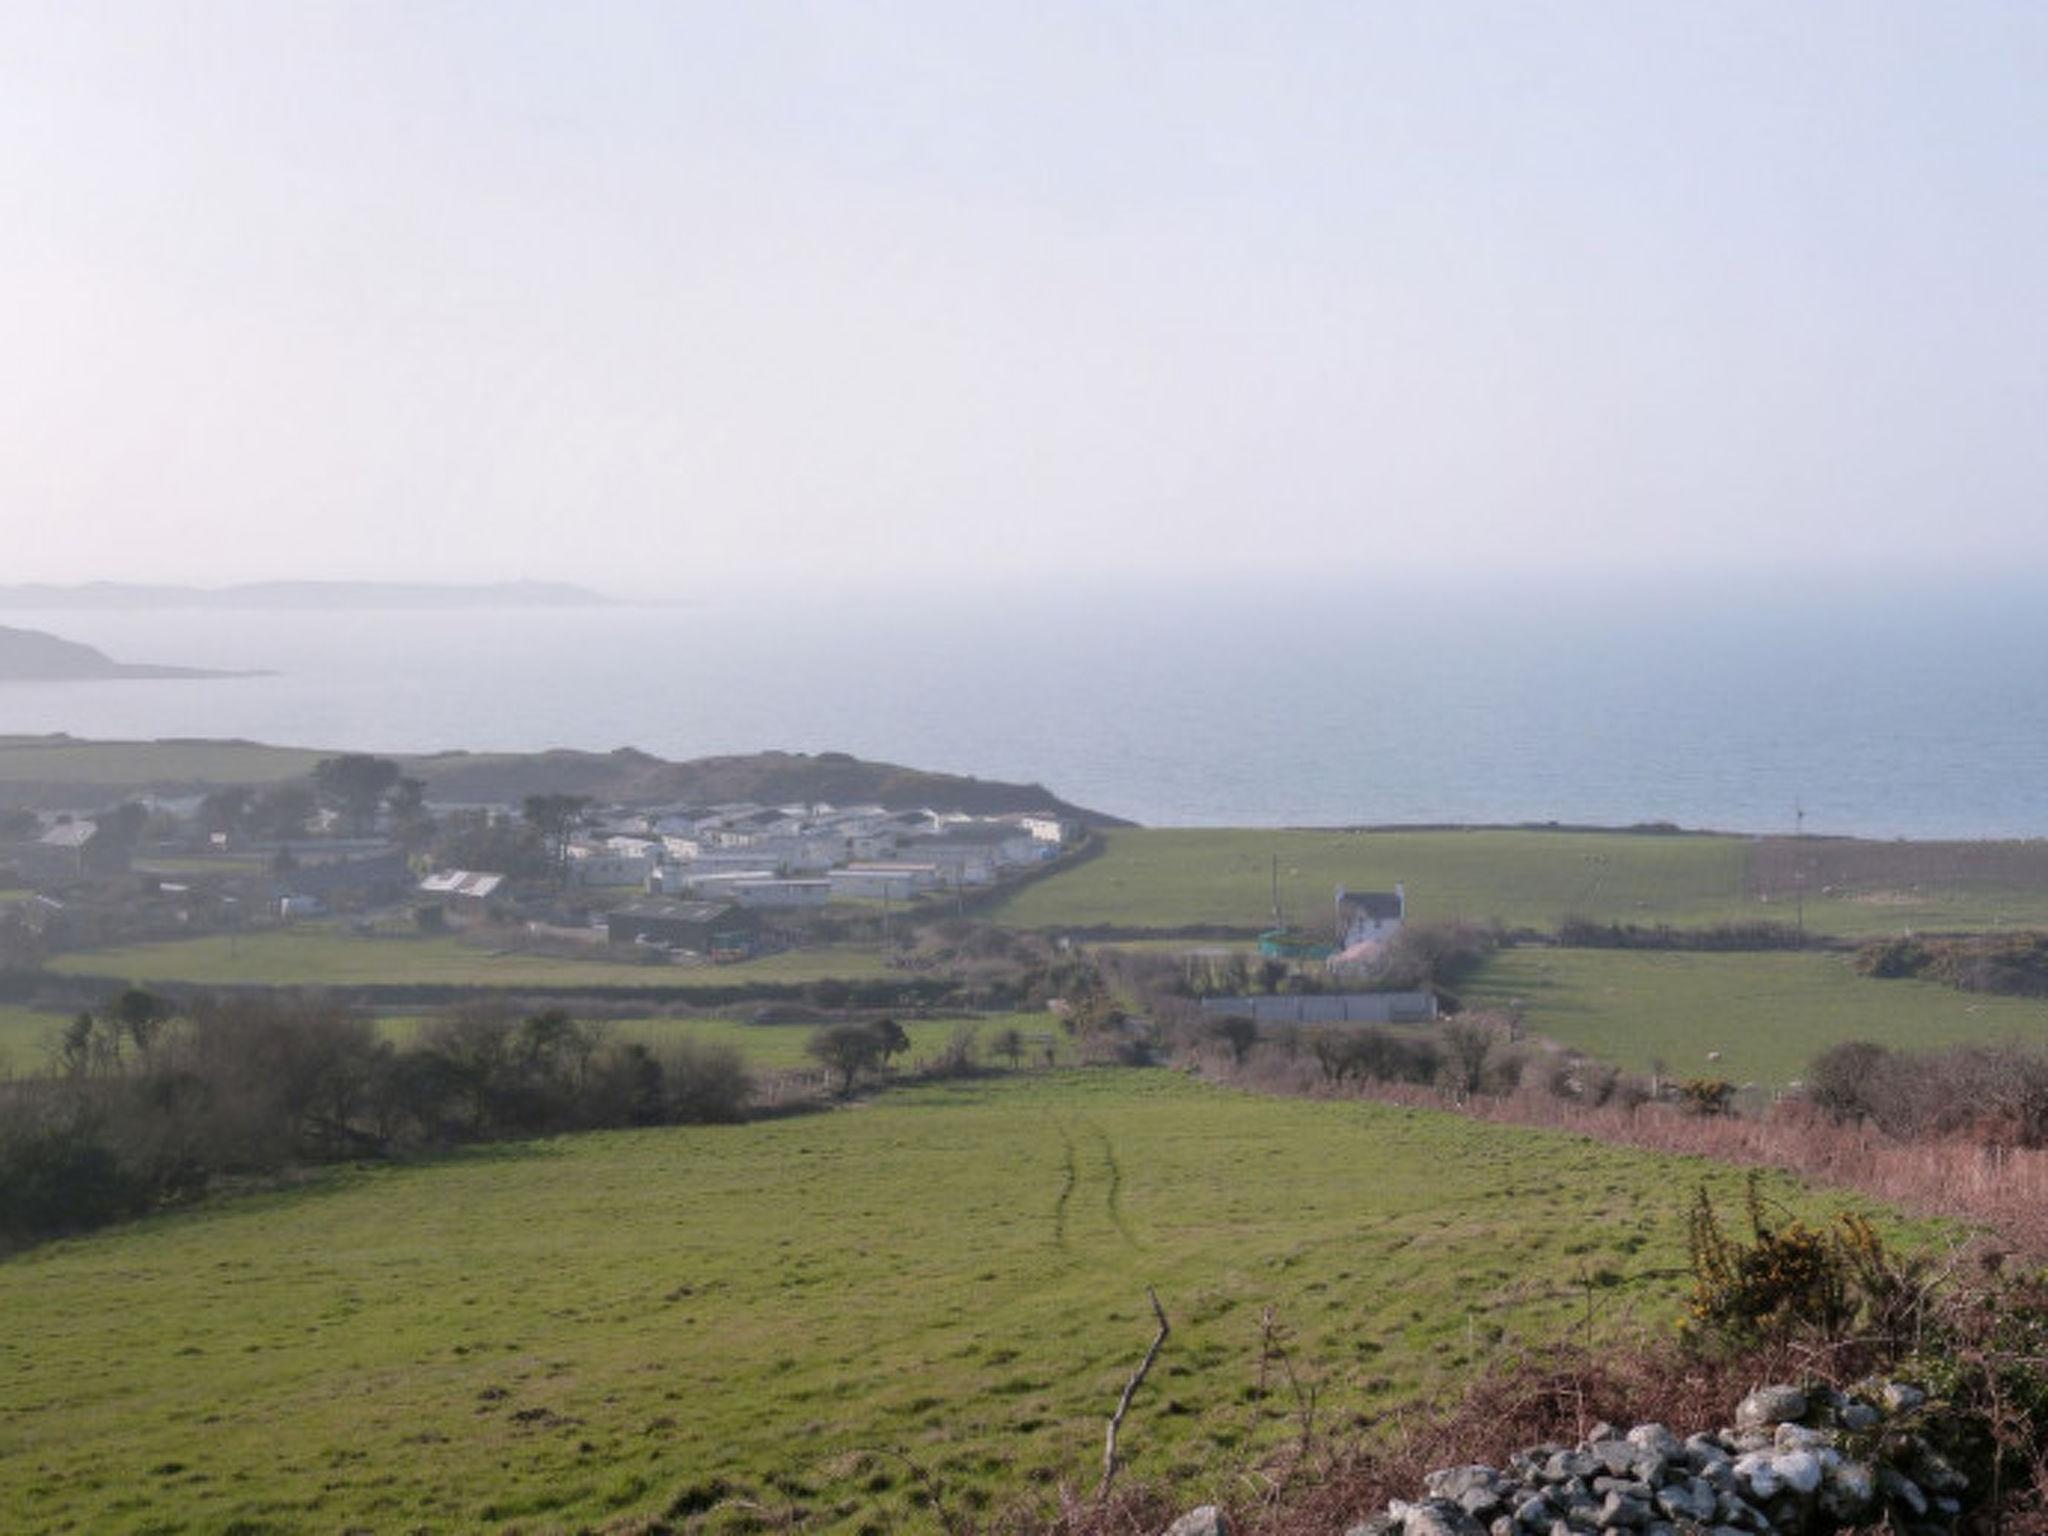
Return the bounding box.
[1684,1173,1889,1341]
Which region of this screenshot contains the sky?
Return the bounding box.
[1,2,2043,595]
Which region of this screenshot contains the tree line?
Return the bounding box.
[0,990,751,1248]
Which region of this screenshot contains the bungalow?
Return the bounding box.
[1199,992,1438,1025]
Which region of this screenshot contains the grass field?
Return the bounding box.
[987,829,2048,938]
[1465,947,2048,1086]
[0,1071,1917,1534]
[0,1007,68,1073]
[45,928,891,991]
[991,829,1758,932]
[0,736,324,787]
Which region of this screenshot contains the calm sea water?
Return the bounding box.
[2,581,2044,837]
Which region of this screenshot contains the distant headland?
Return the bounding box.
[0,580,613,611]
[0,625,264,683]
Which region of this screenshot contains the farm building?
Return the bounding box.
[418,869,507,904]
[1199,991,1438,1025]
[727,878,832,909]
[605,900,761,956]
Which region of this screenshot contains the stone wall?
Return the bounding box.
[1162,1380,1967,1536]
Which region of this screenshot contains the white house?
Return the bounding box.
[1328,884,1406,970]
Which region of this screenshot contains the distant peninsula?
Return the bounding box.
[0,580,612,611]
[0,735,1130,825]
[0,626,262,683]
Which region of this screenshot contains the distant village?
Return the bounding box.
[0,763,1075,965]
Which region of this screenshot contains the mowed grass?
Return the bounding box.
[992,828,1760,932]
[0,1072,1917,1535]
[1465,947,2048,1086]
[46,927,890,991]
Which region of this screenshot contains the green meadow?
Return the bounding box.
[45,928,891,991]
[1464,947,2048,1086]
[0,1072,1914,1535]
[989,828,2048,937]
[993,828,1756,932]
[0,736,324,787]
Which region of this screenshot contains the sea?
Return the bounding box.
[2,578,2045,838]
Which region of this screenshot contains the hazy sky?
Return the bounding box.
[3,2,2043,593]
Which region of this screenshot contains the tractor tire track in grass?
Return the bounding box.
[1050,1117,1078,1248]
[1081,1117,1141,1250]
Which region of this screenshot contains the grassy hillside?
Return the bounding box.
[1465,947,2048,1086]
[0,1072,1911,1534]
[44,928,891,991]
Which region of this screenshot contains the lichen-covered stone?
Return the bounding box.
[1162,1508,1231,1536]
[1736,1387,1809,1430]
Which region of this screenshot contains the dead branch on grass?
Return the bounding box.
[1099,1287,1170,1502]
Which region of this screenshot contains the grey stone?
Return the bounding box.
[1685,1434,1733,1469]
[1593,1442,1636,1477]
[1516,1496,1552,1526]
[1587,1422,1620,1445]
[1735,1386,1808,1430]
[1840,1403,1881,1432]
[1406,1499,1492,1536]
[1547,1453,1602,1483]
[1431,1466,1505,1503]
[1462,1487,1504,1518]
[1731,1454,1781,1501]
[1592,1479,1654,1502]
[1771,1451,1823,1496]
[1491,1517,1517,1536]
[1653,1483,1715,1525]
[1723,1429,1776,1454]
[1626,1425,1686,1462]
[1162,1509,1231,1536]
[1598,1491,1652,1527]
